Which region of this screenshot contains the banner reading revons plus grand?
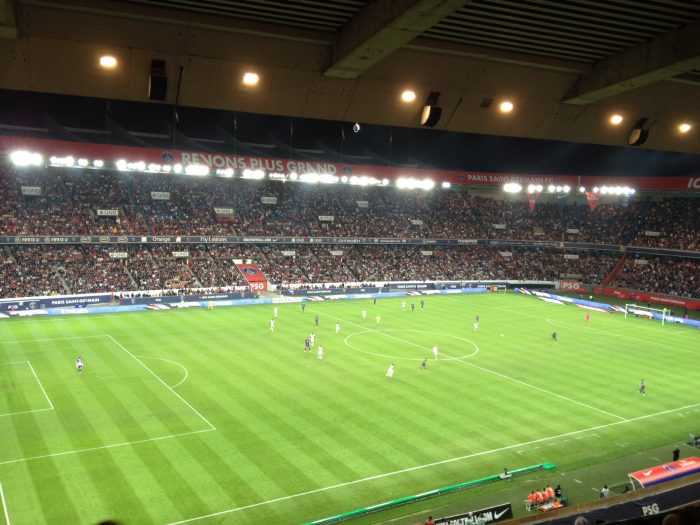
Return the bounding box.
[2,135,700,191]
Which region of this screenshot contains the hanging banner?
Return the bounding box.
[213,207,234,216]
[528,191,540,212]
[261,196,277,204]
[356,200,369,208]
[20,186,42,196]
[97,209,119,216]
[585,191,600,212]
[150,191,171,201]
[172,251,189,257]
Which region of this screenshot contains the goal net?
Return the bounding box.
[624,304,669,325]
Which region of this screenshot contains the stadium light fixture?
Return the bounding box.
[93,160,104,168]
[382,178,390,186]
[161,165,172,173]
[242,169,265,179]
[499,100,514,113]
[678,123,692,134]
[503,182,522,193]
[10,150,43,167]
[562,185,571,193]
[341,175,348,183]
[579,186,586,193]
[593,187,599,193]
[216,168,234,177]
[116,159,128,171]
[77,158,89,167]
[242,72,259,86]
[185,164,209,176]
[288,172,298,181]
[609,114,623,125]
[173,163,183,174]
[401,90,416,103]
[99,55,118,69]
[547,184,556,193]
[441,182,451,189]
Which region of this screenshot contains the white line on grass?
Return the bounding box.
[544,318,698,356]
[0,428,215,467]
[166,401,700,525]
[137,356,189,389]
[0,335,109,345]
[106,335,215,430]
[26,362,54,410]
[0,407,54,418]
[317,311,628,422]
[0,482,9,525]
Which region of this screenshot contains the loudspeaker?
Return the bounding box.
[420,91,442,127]
[148,59,167,101]
[627,118,649,146]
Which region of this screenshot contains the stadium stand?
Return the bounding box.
[0,165,698,298]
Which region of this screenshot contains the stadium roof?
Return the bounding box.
[1,0,700,156]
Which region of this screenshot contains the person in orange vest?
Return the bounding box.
[535,489,544,505]
[527,490,536,509]
[546,485,555,500]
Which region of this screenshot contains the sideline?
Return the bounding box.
[166,401,700,524]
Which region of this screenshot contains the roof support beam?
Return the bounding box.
[563,18,700,105]
[0,0,17,38]
[325,0,471,79]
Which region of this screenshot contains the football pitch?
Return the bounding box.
[0,293,698,524]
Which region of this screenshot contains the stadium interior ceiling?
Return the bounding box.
[1,0,700,176]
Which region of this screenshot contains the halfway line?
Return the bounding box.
[317,311,628,422]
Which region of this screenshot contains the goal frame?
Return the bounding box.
[624,303,669,325]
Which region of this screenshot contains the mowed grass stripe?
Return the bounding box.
[0,293,697,524]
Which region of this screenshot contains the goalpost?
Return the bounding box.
[624,304,669,325]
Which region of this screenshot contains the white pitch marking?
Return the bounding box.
[337,311,627,421]
[166,401,700,525]
[0,482,10,525]
[0,407,53,418]
[106,336,215,430]
[0,428,215,467]
[319,311,628,422]
[26,362,54,410]
[574,479,583,484]
[0,335,108,345]
[137,356,189,389]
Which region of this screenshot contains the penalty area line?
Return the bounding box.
[166,401,700,525]
[0,482,10,525]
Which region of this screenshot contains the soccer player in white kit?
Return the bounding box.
[335,322,340,334]
[317,345,324,360]
[362,308,367,320]
[401,301,405,312]
[386,363,394,379]
[309,332,315,347]
[270,319,275,331]
[473,321,479,332]
[76,356,83,374]
[273,306,279,318]
[432,345,438,359]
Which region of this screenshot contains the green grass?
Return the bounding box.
[0,293,698,524]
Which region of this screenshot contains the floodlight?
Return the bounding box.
[503,183,522,193]
[547,185,555,193]
[441,182,451,189]
[93,160,104,168]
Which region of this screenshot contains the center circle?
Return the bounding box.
[344,329,479,361]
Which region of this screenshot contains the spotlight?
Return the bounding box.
[503,183,522,193]
[99,55,117,69]
[401,90,416,103]
[242,72,259,86]
[678,123,692,134]
[609,114,623,125]
[547,185,555,193]
[499,101,514,113]
[441,182,451,189]
[579,186,586,193]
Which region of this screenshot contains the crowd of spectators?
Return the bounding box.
[0,166,698,250]
[630,198,699,251]
[613,256,699,299]
[0,165,698,299]
[0,243,696,299]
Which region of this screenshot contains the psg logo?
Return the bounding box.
[161,151,175,162]
[242,267,258,276]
